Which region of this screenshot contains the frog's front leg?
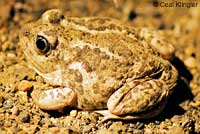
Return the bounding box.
[31,87,76,110]
[97,78,169,121]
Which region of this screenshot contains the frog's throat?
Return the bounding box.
[24,49,63,85]
[34,68,63,85]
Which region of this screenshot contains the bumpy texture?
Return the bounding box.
[20,9,178,120]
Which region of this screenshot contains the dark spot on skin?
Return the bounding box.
[83,62,92,72]
[149,61,155,67]
[99,102,106,108]
[124,93,132,101]
[143,90,150,96]
[94,48,101,54]
[82,98,91,107]
[82,32,86,36]
[118,50,133,57]
[88,24,93,30]
[48,13,64,24]
[146,82,153,89]
[49,90,54,99]
[168,65,172,70]
[157,23,165,30]
[89,18,110,23]
[96,19,106,24]
[139,67,144,73]
[56,92,60,98]
[108,24,122,31]
[74,71,83,82]
[77,87,84,94]
[95,26,107,31]
[23,30,30,37]
[93,83,100,94]
[154,80,163,88]
[52,37,58,49]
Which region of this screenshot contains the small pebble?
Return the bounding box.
[21,113,30,123]
[0,92,4,103]
[70,110,77,117]
[96,129,115,134]
[1,41,9,51]
[36,76,44,83]
[11,106,19,116]
[185,46,196,56]
[16,130,28,134]
[7,52,16,58]
[18,80,33,91]
[0,114,4,120]
[190,101,200,108]
[4,99,14,109]
[49,127,60,133]
[18,91,28,104]
[109,122,126,132]
[184,57,197,68]
[4,120,12,127]
[0,108,5,113]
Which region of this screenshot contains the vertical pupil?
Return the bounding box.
[36,37,46,51]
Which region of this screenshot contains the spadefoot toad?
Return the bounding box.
[20,9,178,121]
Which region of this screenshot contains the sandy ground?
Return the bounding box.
[0,0,200,133]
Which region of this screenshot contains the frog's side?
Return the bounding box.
[20,9,178,120]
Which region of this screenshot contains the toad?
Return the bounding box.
[20,9,178,120]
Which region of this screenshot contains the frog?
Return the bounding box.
[20,9,178,121]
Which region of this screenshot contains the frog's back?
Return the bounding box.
[66,17,160,58]
[64,17,162,80]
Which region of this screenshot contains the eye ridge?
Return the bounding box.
[36,36,51,54]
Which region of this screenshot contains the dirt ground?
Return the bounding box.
[0,0,200,133]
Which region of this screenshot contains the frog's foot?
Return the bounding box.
[95,99,166,122]
[95,110,138,122]
[31,87,76,110]
[106,79,170,119]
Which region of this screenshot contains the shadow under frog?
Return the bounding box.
[153,57,194,121]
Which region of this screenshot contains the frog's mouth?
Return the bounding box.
[23,47,63,85]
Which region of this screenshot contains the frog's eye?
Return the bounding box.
[36,36,51,54]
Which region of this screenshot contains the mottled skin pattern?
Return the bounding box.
[20,9,178,120]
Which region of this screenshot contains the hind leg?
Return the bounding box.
[96,78,169,121]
